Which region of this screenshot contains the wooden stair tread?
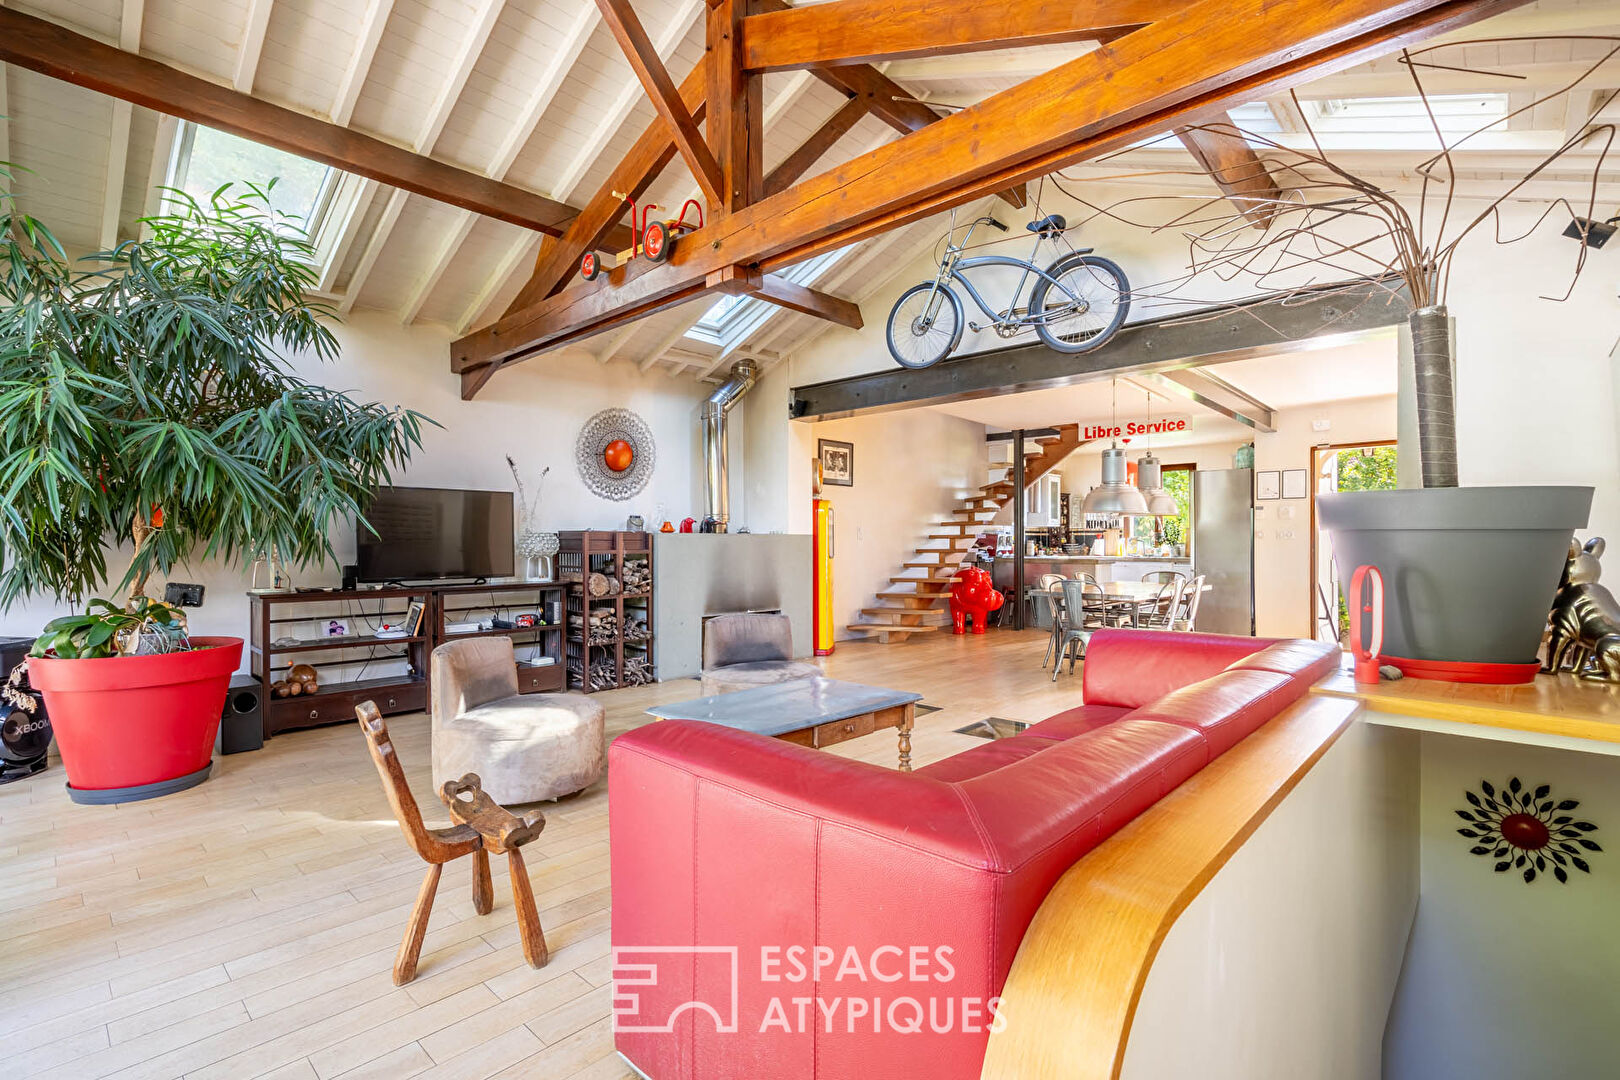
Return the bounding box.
[875,591,948,601]
[889,576,954,586]
[845,623,942,636]
[860,607,947,618]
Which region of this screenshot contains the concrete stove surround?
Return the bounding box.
[652,533,814,679]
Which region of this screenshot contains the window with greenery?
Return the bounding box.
[1129,464,1193,551]
[1329,444,1398,636]
[1335,444,1398,493]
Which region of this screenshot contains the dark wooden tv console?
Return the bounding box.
[249,580,568,737]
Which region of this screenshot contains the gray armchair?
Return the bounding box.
[431,637,605,804]
[700,613,820,696]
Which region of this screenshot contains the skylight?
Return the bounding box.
[164,123,370,292]
[685,247,850,348]
[1303,93,1510,136]
[170,124,338,231]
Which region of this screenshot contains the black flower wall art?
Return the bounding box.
[1456,778,1601,885]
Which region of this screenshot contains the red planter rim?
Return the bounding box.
[27,637,243,689]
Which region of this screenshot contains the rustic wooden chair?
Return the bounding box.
[356,701,550,984]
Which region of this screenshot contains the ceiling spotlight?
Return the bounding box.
[1563,215,1619,249]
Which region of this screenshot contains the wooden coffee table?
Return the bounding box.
[646,677,922,771]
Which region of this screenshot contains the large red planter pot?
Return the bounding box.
[27,637,243,804]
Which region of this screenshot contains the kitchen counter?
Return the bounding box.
[990,554,1192,593]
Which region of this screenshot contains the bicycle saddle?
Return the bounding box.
[1026,214,1067,237]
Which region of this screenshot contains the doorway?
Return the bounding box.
[1309,441,1397,642]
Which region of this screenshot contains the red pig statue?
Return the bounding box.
[949,566,1004,635]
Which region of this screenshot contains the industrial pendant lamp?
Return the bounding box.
[1136,387,1180,517]
[1082,380,1149,516]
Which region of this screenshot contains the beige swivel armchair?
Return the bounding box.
[431,637,605,804]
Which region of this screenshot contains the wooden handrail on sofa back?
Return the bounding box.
[979,693,1362,1080]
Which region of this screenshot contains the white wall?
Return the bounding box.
[806,409,986,639]
[1385,733,1620,1079]
[0,312,718,669]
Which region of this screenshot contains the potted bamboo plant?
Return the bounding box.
[0,179,430,802]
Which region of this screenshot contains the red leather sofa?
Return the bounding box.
[608,630,1339,1080]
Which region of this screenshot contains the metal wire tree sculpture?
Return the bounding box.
[1045,35,1620,489]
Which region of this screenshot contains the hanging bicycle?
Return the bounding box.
[884,210,1130,369]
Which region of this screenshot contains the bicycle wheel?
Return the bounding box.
[1030,254,1130,354]
[886,282,965,369]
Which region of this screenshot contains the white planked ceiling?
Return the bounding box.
[0,0,1616,384]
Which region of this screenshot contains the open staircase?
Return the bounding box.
[845,425,1086,643]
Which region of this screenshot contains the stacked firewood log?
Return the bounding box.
[623,611,650,643]
[621,559,651,594]
[622,655,653,686]
[569,605,619,645]
[585,655,618,690]
[586,571,620,596]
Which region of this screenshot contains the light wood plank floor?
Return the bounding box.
[0,628,1083,1080]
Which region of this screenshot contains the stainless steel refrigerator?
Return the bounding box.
[1192,468,1255,636]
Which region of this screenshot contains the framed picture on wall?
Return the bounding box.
[1256,470,1281,500]
[1282,469,1308,500]
[818,439,854,487]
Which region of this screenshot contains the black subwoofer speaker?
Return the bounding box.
[221,674,264,755]
[0,636,49,783]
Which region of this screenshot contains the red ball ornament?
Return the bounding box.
[603,439,635,473]
[1499,813,1550,851]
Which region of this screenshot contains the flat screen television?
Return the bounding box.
[357,486,515,582]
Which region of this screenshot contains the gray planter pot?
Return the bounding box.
[1317,486,1591,671]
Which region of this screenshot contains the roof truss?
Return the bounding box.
[454,0,1518,384]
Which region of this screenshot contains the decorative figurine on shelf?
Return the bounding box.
[949,566,1004,635]
[680,518,696,533]
[1545,536,1620,681]
[508,456,559,580]
[273,663,320,699]
[660,521,675,533]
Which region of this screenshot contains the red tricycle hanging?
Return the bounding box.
[580,194,704,281]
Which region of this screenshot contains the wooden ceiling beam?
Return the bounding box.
[594,0,724,207]
[741,0,1176,72]
[452,0,1518,376]
[0,7,629,246]
[764,96,867,196]
[781,26,1028,208]
[705,0,761,215]
[750,276,863,328]
[1175,114,1283,228]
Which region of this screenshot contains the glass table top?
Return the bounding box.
[646,677,922,737]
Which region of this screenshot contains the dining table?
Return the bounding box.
[1047,579,1214,628]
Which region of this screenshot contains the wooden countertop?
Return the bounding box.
[1312,656,1620,749]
